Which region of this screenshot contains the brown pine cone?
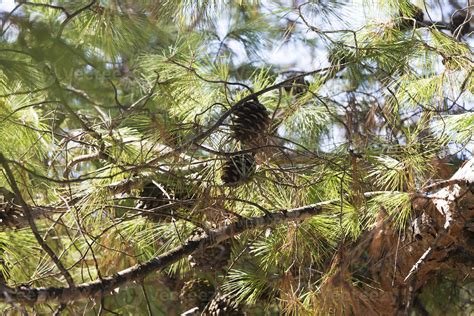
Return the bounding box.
[221,154,256,186]
[204,292,243,316]
[189,241,232,272]
[180,279,215,312]
[450,10,471,37]
[231,99,270,144]
[0,188,22,228]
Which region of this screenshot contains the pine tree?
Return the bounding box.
[0,0,472,315]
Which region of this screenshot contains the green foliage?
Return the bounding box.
[0,0,472,314]
[435,112,474,144]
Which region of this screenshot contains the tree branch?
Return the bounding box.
[0,153,75,288]
[0,201,328,304]
[0,157,471,305]
[404,158,474,282]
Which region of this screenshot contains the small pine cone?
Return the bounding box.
[231,99,270,144]
[205,292,242,316]
[283,77,309,95]
[398,4,424,29]
[410,5,424,23]
[136,182,175,222]
[180,279,215,312]
[221,154,256,186]
[0,188,22,228]
[189,241,231,272]
[327,44,353,74]
[450,11,471,37]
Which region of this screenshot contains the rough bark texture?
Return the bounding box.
[316,158,474,315]
[0,202,325,304]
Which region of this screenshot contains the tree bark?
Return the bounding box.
[0,202,327,304]
[316,158,474,315]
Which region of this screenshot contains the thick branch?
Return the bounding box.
[343,157,474,314]
[404,158,474,280]
[0,201,327,304]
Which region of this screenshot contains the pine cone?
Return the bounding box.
[221,154,256,186]
[180,279,215,312]
[136,182,189,222]
[0,188,22,228]
[231,99,270,144]
[189,241,231,272]
[204,292,242,316]
[398,4,424,29]
[283,77,309,95]
[328,44,353,74]
[450,11,471,37]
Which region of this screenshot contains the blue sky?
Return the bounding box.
[0,0,16,12]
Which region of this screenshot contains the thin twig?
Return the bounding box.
[0,153,75,287]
